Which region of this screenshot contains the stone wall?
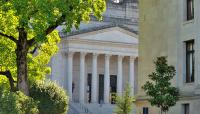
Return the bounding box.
[137,0,200,114]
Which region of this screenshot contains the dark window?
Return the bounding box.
[185,40,194,83]
[187,0,194,20]
[183,104,189,114]
[143,107,148,114]
[87,74,92,103]
[110,75,117,104]
[99,74,104,104]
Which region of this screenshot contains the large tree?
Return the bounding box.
[0,32,59,91]
[142,57,179,114]
[0,0,106,95]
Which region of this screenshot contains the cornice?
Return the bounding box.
[59,24,138,38]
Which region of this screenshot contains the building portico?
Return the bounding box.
[51,27,138,105]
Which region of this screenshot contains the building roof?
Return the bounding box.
[59,23,138,38]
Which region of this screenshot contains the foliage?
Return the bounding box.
[142,56,179,113]
[0,0,106,94]
[30,80,68,114]
[115,85,135,114]
[0,31,59,90]
[0,90,39,114]
[0,0,106,39]
[0,77,10,94]
[27,33,60,83]
[0,35,59,93]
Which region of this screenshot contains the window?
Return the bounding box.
[185,40,194,83]
[143,107,148,114]
[187,0,194,20]
[183,104,189,114]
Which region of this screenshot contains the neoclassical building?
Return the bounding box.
[51,27,138,114]
[50,0,139,114]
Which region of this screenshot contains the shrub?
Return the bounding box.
[30,80,68,114]
[0,90,39,114]
[115,85,135,114]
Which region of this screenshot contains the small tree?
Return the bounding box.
[115,85,135,114]
[142,56,179,114]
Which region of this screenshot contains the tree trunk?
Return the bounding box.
[16,28,29,95]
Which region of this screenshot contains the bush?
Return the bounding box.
[30,80,68,114]
[0,91,39,114]
[115,85,135,114]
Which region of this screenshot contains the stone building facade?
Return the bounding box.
[50,0,139,114]
[137,0,200,114]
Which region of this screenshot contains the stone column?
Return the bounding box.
[91,53,98,103]
[129,56,135,96]
[117,55,123,96]
[79,52,86,103]
[67,52,74,100]
[104,54,111,104]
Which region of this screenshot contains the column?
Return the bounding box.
[91,53,98,103]
[79,52,86,103]
[129,56,135,96]
[104,54,111,104]
[67,52,74,100]
[117,55,123,96]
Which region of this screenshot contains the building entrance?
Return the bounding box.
[110,75,117,104]
[87,74,92,103]
[98,74,104,104]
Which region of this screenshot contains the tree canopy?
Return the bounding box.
[0,0,106,94]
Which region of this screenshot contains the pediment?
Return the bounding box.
[68,27,138,44]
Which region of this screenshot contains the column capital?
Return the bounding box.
[92,53,99,57]
[80,52,87,57]
[105,54,112,59]
[118,55,124,59]
[60,51,68,57]
[130,56,137,61]
[68,51,74,57]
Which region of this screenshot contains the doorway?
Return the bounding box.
[98,74,104,104]
[87,74,92,103]
[110,75,117,104]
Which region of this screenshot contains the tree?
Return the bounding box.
[0,31,60,91]
[115,85,135,114]
[142,56,179,114]
[0,0,106,95]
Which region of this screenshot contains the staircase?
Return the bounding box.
[68,102,92,114]
[85,103,115,114]
[68,102,115,114]
[68,102,136,114]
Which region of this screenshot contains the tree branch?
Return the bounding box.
[0,32,17,43]
[0,70,16,92]
[28,14,66,47]
[29,46,38,54]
